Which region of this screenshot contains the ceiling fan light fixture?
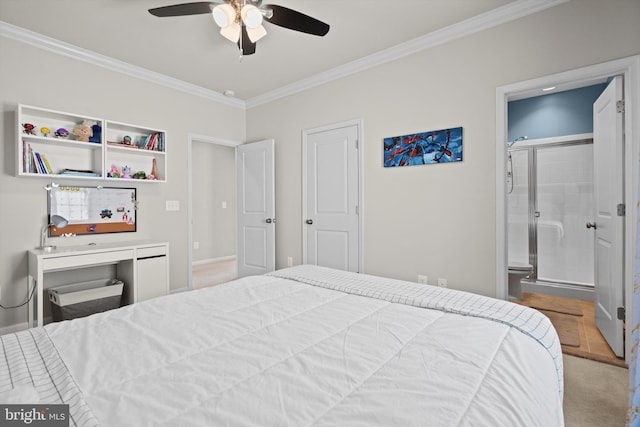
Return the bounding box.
[212,3,236,28]
[246,24,267,43]
[241,5,263,29]
[220,22,241,42]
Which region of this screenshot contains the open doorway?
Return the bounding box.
[506,83,606,300]
[496,55,640,361]
[188,134,240,290]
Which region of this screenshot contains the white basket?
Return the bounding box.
[48,279,123,306]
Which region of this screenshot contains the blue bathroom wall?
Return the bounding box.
[508,83,607,142]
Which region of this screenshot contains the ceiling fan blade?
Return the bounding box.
[238,26,257,55]
[263,4,329,36]
[148,2,218,17]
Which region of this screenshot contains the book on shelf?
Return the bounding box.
[22,141,28,173]
[41,154,54,174]
[34,152,47,174]
[59,168,100,177]
[137,133,164,152]
[23,143,55,174]
[108,141,139,149]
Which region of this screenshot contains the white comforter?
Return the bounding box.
[39,265,563,426]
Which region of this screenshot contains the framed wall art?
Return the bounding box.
[383,126,463,167]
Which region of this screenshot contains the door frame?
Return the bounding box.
[495,55,640,360]
[187,133,242,291]
[302,118,364,272]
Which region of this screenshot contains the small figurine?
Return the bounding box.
[71,121,93,142]
[55,128,69,139]
[40,127,50,137]
[107,164,120,178]
[121,165,132,179]
[132,171,147,180]
[89,123,102,143]
[122,135,132,145]
[22,123,36,135]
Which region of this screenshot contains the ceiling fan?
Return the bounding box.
[148,1,330,56]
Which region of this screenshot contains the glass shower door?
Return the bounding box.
[535,144,594,286]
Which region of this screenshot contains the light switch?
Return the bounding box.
[222,201,227,209]
[166,200,180,211]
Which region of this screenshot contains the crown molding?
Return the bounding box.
[0,20,246,109]
[0,0,567,111]
[245,0,569,108]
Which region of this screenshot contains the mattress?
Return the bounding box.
[1,265,564,426]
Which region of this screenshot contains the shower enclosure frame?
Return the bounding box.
[508,134,595,294]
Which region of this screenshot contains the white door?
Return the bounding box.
[236,139,275,277]
[592,76,625,357]
[303,122,360,272]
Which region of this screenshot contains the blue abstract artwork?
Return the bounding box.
[383,127,463,167]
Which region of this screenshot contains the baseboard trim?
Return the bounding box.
[521,281,594,301]
[192,256,236,266]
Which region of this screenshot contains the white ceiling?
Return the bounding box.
[1,1,562,103]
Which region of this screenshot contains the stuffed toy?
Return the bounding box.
[108,164,120,178]
[71,120,95,142]
[121,165,132,179]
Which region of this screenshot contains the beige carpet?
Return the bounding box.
[563,354,628,426]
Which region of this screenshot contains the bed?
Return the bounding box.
[1,265,564,426]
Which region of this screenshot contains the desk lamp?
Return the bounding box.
[38,214,68,251]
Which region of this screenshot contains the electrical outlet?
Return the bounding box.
[418,275,428,285]
[166,200,180,211]
[287,256,293,267]
[193,241,200,250]
[437,278,447,288]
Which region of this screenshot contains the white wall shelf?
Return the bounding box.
[17,104,167,182]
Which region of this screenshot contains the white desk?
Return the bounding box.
[28,240,169,327]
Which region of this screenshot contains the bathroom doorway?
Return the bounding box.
[496,55,640,360]
[507,136,595,298]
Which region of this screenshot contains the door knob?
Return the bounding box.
[306,219,313,225]
[265,218,275,224]
[586,222,597,229]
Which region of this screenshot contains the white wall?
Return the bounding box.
[0,37,245,330]
[1,0,638,331]
[246,0,640,296]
